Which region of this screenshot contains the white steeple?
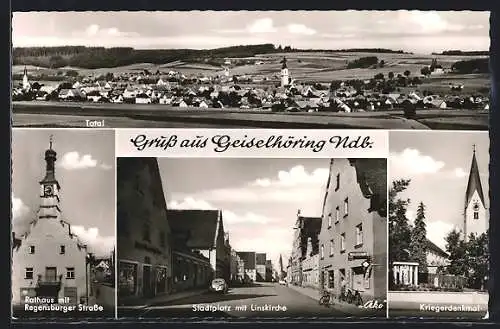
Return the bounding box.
[22,66,31,91]
[280,57,289,87]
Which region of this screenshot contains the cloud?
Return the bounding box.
[287,24,316,36]
[71,225,115,257]
[426,220,455,251]
[390,148,445,178]
[168,197,273,225]
[453,167,468,178]
[12,193,29,221]
[247,18,276,33]
[251,165,329,188]
[82,24,138,38]
[59,151,110,170]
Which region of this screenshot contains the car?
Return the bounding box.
[278,280,287,285]
[210,278,228,294]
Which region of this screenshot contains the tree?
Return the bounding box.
[409,202,428,273]
[379,60,385,68]
[421,66,431,76]
[445,229,468,276]
[389,179,412,264]
[404,70,411,77]
[374,73,384,80]
[388,71,395,80]
[465,232,489,290]
[105,72,115,81]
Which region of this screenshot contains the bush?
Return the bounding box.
[347,56,379,69]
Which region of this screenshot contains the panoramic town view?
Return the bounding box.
[116,157,387,318]
[12,11,489,129]
[388,131,489,319]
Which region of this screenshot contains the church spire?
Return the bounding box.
[464,145,485,210]
[40,135,59,184]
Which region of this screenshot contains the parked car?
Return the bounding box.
[278,280,287,286]
[210,278,228,294]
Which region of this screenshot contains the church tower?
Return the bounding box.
[463,145,488,241]
[39,135,62,219]
[11,136,89,306]
[280,57,290,87]
[22,66,31,91]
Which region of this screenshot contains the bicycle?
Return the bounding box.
[319,290,332,307]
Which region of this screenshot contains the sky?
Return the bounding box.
[12,129,116,257]
[159,158,330,271]
[12,11,490,54]
[389,131,489,251]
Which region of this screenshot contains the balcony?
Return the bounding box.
[35,274,62,299]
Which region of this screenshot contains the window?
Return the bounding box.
[60,245,65,254]
[320,244,324,259]
[344,198,349,216]
[340,233,346,252]
[142,223,150,242]
[355,224,363,247]
[329,240,334,256]
[335,207,340,223]
[29,245,35,254]
[160,231,166,247]
[328,270,335,289]
[335,174,340,191]
[25,267,33,279]
[328,213,332,228]
[66,267,75,279]
[474,212,479,220]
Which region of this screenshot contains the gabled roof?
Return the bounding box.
[348,159,387,217]
[465,149,485,208]
[425,238,448,258]
[298,216,321,258]
[167,209,220,249]
[237,251,256,269]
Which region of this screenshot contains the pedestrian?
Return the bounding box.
[341,278,347,300]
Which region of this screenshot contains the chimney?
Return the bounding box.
[297,209,301,217]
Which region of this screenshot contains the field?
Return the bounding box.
[12,101,489,130]
[13,51,490,94]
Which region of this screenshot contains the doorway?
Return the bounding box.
[142,265,153,298]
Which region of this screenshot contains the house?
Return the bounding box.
[426,239,449,275]
[237,252,257,282]
[318,159,387,302]
[112,95,124,104]
[167,210,230,284]
[255,253,267,282]
[86,90,102,103]
[117,158,173,303]
[135,93,152,104]
[430,99,447,109]
[58,89,86,101]
[290,211,321,288]
[12,138,91,306]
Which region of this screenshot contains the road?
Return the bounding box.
[12,101,488,130]
[119,282,382,319]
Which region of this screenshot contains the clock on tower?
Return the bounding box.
[44,185,54,197]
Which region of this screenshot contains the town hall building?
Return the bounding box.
[12,137,90,306]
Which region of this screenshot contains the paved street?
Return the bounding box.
[119,282,380,319]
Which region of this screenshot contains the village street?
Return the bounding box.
[119,282,379,318]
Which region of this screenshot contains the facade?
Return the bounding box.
[265,260,273,282]
[117,158,173,303]
[237,252,257,282]
[167,209,230,284]
[291,212,321,286]
[318,158,387,301]
[256,253,267,282]
[426,239,449,275]
[301,237,320,289]
[12,138,89,305]
[463,147,488,241]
